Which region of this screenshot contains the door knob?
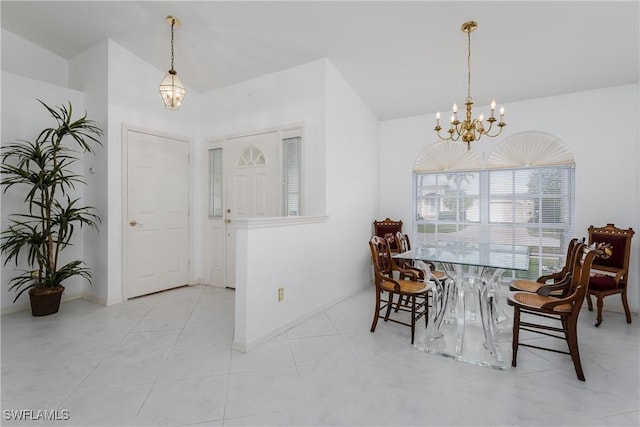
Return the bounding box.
[225,218,231,224]
[129,220,137,226]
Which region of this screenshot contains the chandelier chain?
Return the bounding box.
[466,28,472,102]
[170,18,175,71]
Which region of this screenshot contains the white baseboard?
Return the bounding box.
[81,293,108,307]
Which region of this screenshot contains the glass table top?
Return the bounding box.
[394,241,530,271]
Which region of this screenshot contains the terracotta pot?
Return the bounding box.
[29,286,65,316]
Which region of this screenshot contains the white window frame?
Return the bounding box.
[414,165,575,281]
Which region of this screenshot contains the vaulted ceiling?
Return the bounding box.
[2,1,638,120]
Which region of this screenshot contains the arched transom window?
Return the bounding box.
[237,146,266,167]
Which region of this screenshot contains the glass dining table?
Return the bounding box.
[394,241,530,369]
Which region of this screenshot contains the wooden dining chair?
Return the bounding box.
[586,223,635,326]
[369,236,431,344]
[508,244,598,381]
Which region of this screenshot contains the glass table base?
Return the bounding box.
[414,298,513,370]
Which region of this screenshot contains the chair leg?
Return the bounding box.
[511,307,521,367]
[384,293,394,321]
[565,314,585,381]
[586,294,594,312]
[595,295,604,327]
[425,292,430,328]
[410,296,416,345]
[621,290,633,324]
[370,290,381,333]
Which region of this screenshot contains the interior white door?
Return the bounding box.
[126,130,190,298]
[223,132,280,288]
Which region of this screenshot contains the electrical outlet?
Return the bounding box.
[278,287,284,302]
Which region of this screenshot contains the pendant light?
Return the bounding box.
[159,15,186,110]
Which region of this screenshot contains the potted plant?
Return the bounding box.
[1,100,103,316]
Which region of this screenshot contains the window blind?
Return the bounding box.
[208,148,223,218]
[282,136,302,216]
[414,165,575,280]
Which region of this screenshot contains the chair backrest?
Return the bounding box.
[373,218,403,251]
[543,243,597,314]
[557,238,584,280]
[569,246,599,311]
[540,240,587,298]
[369,236,394,279]
[394,232,411,253]
[587,223,634,278]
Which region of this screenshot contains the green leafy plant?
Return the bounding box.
[1,100,103,302]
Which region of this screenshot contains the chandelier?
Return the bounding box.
[434,21,506,149]
[159,16,186,110]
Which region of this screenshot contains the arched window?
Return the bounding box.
[237,146,266,167]
[413,132,575,280]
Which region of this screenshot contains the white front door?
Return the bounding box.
[222,132,280,288]
[125,129,190,298]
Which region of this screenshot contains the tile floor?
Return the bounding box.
[1,284,638,426]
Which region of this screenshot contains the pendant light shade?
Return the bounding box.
[160,69,186,110]
[159,16,186,110]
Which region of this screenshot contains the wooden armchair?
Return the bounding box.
[369,236,431,344]
[373,218,403,253]
[586,223,635,326]
[508,244,598,381]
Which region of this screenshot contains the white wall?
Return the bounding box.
[325,60,379,304]
[1,28,68,88]
[69,40,109,305]
[380,84,640,315]
[201,59,379,349]
[0,72,86,312]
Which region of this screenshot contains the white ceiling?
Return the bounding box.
[2,1,638,120]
